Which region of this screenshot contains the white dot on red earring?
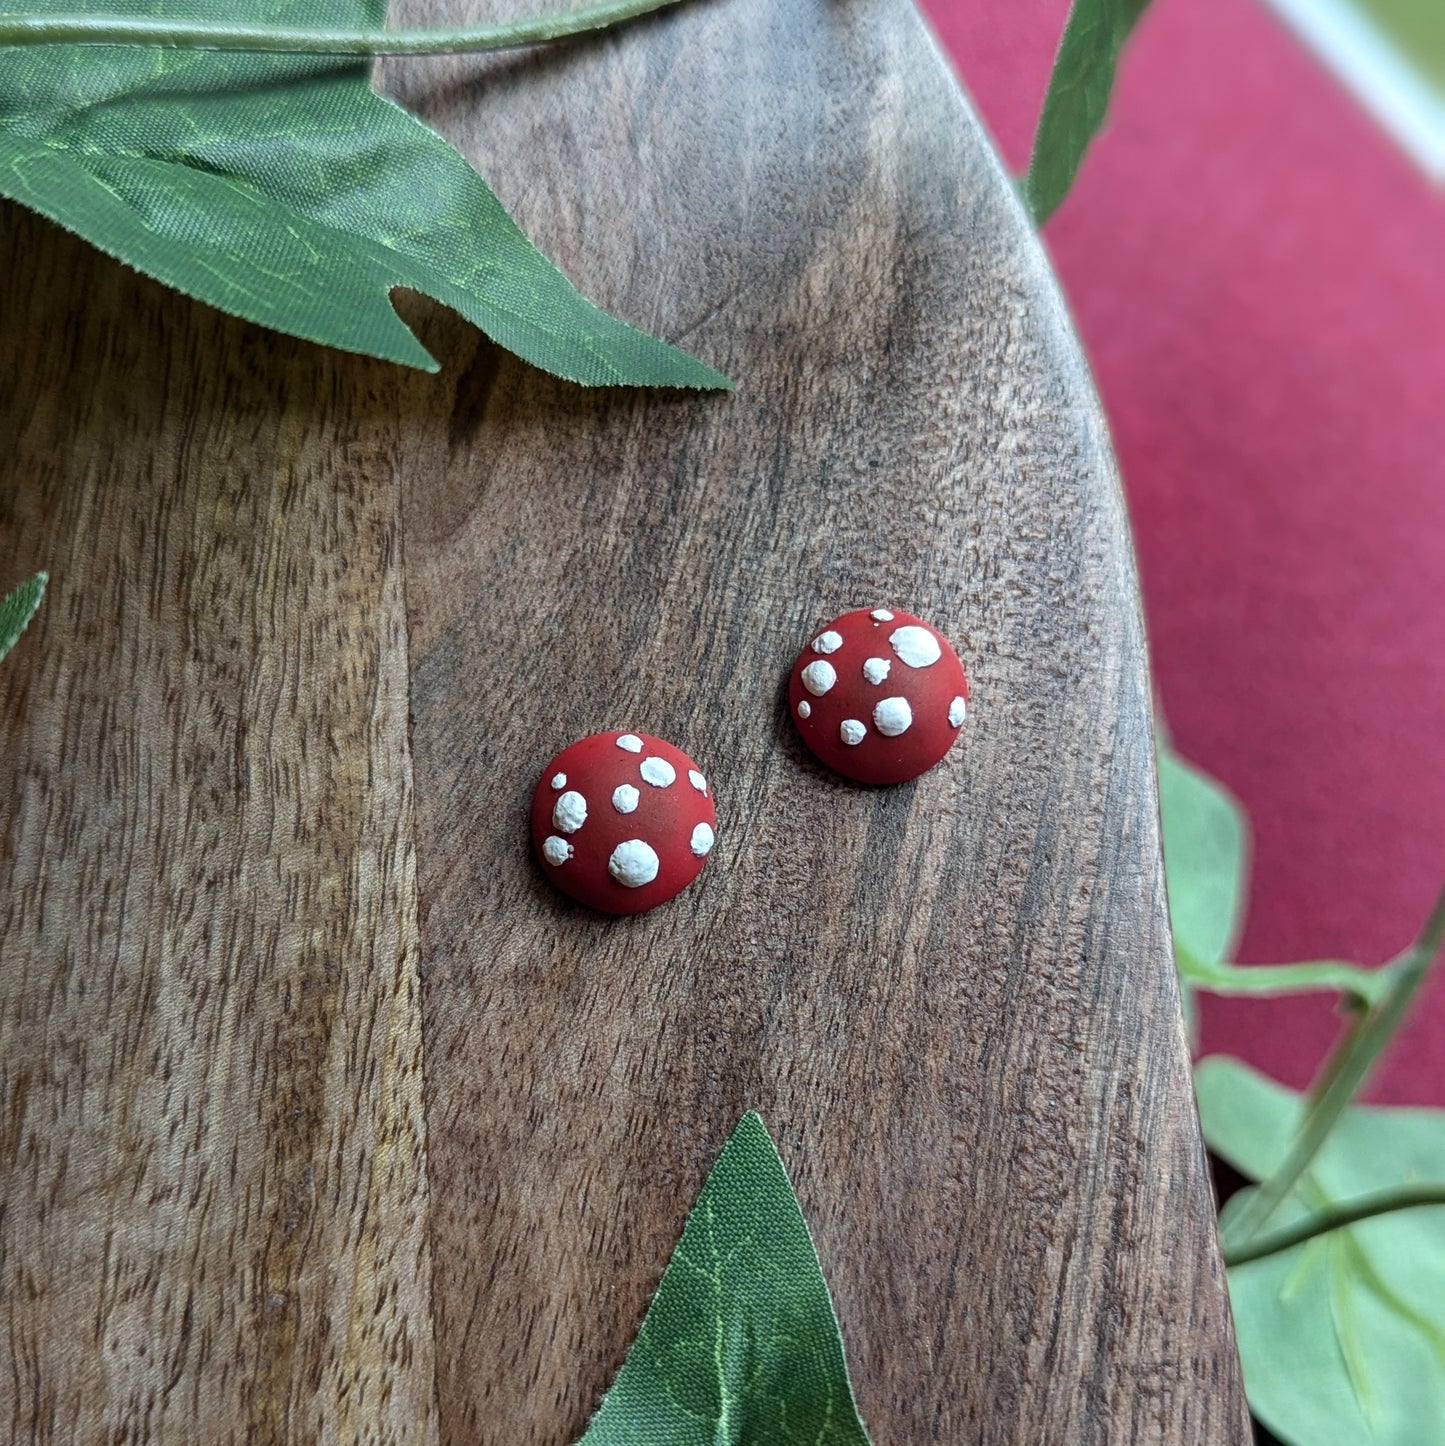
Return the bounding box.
[873,697,912,736]
[552,790,588,832]
[640,756,676,788]
[801,659,836,696]
[609,839,660,887]
[889,625,941,669]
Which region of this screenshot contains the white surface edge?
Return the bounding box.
[1262,0,1445,182]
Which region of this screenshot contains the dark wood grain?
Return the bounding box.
[0,214,438,1443]
[1,0,1247,1438]
[385,0,1248,1440]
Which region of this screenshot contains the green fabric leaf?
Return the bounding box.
[1024,0,1155,225]
[578,1112,872,1445]
[1197,1056,1445,1446]
[0,1,730,386]
[0,571,46,665]
[1157,741,1247,969]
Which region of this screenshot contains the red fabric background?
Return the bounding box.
[917,0,1445,1102]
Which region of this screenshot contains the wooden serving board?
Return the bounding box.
[0,0,1248,1439]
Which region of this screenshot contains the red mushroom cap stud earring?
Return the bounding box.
[789,607,969,785]
[530,730,716,914]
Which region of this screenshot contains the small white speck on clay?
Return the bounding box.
[552,790,588,833]
[862,657,891,685]
[871,608,894,622]
[612,783,640,813]
[550,772,567,790]
[616,734,644,753]
[542,835,573,866]
[801,659,837,696]
[640,757,676,788]
[840,719,867,746]
[797,700,812,719]
[811,630,843,655]
[889,624,941,669]
[609,839,660,888]
[873,697,913,736]
[690,822,715,857]
[949,696,968,727]
[688,769,708,795]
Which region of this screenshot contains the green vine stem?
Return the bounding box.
[1227,881,1445,1245]
[1178,949,1388,1008]
[0,0,691,54]
[1224,1184,1445,1267]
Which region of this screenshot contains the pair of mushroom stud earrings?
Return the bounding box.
[530,606,971,915]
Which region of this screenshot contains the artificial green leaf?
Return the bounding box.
[577,1111,872,1445]
[0,571,46,665]
[1157,741,1247,969]
[1197,1056,1445,1446]
[1024,0,1155,225]
[0,0,730,387]
[1223,887,1445,1245]
[1197,1058,1298,1182]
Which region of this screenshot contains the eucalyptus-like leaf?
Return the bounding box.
[1225,885,1445,1243]
[1024,0,1155,225]
[577,1112,872,1445]
[1198,1056,1445,1446]
[0,571,46,665]
[1157,741,1247,970]
[0,0,730,386]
